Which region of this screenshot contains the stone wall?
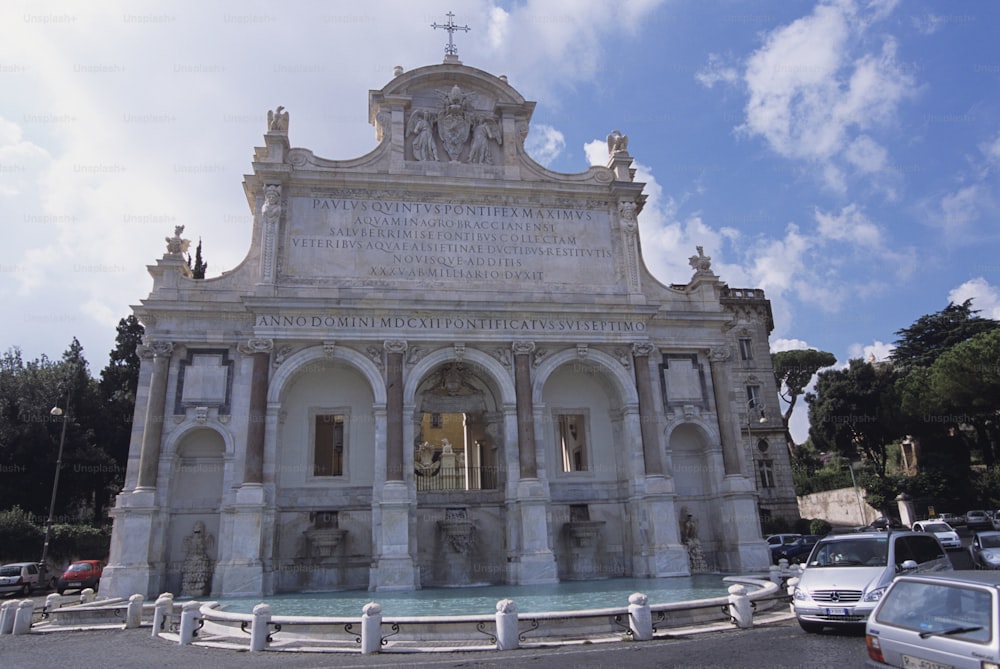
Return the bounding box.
[797,487,880,528]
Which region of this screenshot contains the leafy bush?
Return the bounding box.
[0,506,43,562]
[809,518,833,536]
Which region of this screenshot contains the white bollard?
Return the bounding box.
[44,592,61,617]
[151,593,174,637]
[495,599,518,651]
[125,594,144,629]
[80,588,95,604]
[778,558,789,571]
[249,603,271,652]
[0,600,16,635]
[768,565,782,585]
[628,592,653,641]
[178,600,200,645]
[360,602,382,655]
[786,576,800,614]
[12,600,34,635]
[727,584,753,629]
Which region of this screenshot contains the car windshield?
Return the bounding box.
[981,535,1000,549]
[922,523,952,533]
[809,538,888,567]
[875,580,993,643]
[0,566,20,577]
[68,563,93,572]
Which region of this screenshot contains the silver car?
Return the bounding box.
[793,531,952,632]
[911,520,962,550]
[0,562,40,596]
[865,571,1000,668]
[970,531,1000,570]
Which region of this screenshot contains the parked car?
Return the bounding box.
[870,517,908,531]
[56,560,103,595]
[965,510,993,532]
[774,535,822,564]
[792,530,952,633]
[911,520,962,549]
[994,511,1000,531]
[0,562,41,597]
[969,531,1000,570]
[766,534,802,563]
[865,571,1000,668]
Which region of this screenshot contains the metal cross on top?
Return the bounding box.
[431,11,471,57]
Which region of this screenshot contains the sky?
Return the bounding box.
[2,0,999,443]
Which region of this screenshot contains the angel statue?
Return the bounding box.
[267,105,289,133]
[607,129,629,155]
[469,116,502,164]
[406,110,439,162]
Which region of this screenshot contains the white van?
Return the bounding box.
[792,531,952,633]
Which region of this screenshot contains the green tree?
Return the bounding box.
[806,359,904,484]
[890,299,999,370]
[188,238,208,279]
[773,349,836,455]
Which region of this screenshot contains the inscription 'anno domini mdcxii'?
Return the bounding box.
[282,197,616,284]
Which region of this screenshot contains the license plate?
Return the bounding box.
[824,607,850,616]
[901,654,952,669]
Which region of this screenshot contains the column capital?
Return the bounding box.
[384,340,407,355]
[632,342,655,358]
[238,338,273,355]
[512,340,535,356]
[709,346,732,363]
[138,339,174,359]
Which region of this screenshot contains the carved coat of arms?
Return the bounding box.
[437,85,472,161]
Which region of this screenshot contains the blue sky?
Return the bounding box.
[2,0,999,441]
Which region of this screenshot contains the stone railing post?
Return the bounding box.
[495,599,518,650]
[80,587,95,604]
[250,603,271,652]
[44,593,61,616]
[728,584,753,629]
[786,577,799,614]
[0,600,16,634]
[151,593,174,637]
[178,600,200,645]
[628,592,652,641]
[126,594,144,628]
[361,602,382,655]
[768,564,782,585]
[12,600,34,635]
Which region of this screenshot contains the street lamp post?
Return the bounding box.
[40,393,70,570]
[846,461,867,526]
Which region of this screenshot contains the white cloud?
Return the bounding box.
[847,340,894,361]
[815,204,883,246]
[729,0,915,192]
[770,338,812,353]
[939,185,982,232]
[695,53,739,89]
[524,124,566,166]
[948,278,1000,320]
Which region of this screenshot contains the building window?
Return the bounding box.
[757,459,775,489]
[746,385,762,409]
[738,338,753,361]
[558,413,588,472]
[430,413,443,428]
[314,413,345,477]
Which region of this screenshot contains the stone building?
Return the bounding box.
[102,55,795,599]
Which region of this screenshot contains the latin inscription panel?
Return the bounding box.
[280,196,618,288]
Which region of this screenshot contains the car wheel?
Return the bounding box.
[798,620,825,634]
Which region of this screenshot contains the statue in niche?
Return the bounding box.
[266,105,289,133]
[437,85,473,161]
[165,225,190,255]
[261,184,282,225]
[180,521,215,597]
[406,110,439,161]
[680,512,709,573]
[469,116,502,164]
[607,129,629,155]
[415,441,441,478]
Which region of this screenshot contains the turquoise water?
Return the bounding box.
[211,574,733,617]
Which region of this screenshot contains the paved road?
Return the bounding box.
[0,617,867,669]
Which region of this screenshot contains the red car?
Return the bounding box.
[56,560,103,595]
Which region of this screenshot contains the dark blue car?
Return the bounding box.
[773,534,822,564]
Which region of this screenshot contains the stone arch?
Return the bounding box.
[530,348,638,406]
[404,347,515,404]
[164,426,227,595]
[268,345,387,405]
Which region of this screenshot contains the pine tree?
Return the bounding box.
[190,238,208,279]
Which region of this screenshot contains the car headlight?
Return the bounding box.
[864,587,886,602]
[984,551,1000,564]
[793,587,809,601]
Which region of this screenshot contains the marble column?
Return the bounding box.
[242,339,272,484]
[136,340,173,490]
[512,341,537,479]
[631,343,663,476]
[709,347,742,477]
[384,340,406,481]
